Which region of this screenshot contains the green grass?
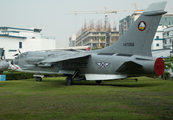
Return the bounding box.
[0,77,173,120]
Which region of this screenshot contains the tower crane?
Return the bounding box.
[132,3,145,12]
[68,7,134,30]
[67,4,145,30]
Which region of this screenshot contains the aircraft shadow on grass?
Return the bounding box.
[67,80,162,88]
[24,79,162,88]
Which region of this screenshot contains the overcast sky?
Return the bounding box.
[0,0,173,48]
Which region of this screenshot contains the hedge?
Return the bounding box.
[0,72,33,80]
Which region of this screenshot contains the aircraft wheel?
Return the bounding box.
[66,76,73,85]
[135,79,138,82]
[34,77,38,81]
[95,80,102,84]
[38,77,42,82]
[35,77,42,82]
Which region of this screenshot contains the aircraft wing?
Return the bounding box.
[40,52,91,63]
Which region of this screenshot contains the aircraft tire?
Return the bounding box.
[38,77,42,82]
[35,77,38,81]
[135,79,138,82]
[95,80,102,84]
[35,77,42,82]
[66,76,73,85]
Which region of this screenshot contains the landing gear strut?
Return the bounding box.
[65,69,86,85]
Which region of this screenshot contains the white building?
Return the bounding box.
[69,35,76,47]
[163,26,173,50]
[151,25,166,50]
[152,25,173,58]
[0,27,56,60]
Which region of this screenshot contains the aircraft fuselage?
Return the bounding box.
[11,50,162,81]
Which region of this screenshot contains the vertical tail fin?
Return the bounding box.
[95,1,167,57]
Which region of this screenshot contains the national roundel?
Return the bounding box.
[138,21,146,31]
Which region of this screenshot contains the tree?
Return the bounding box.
[164,56,173,70]
[163,56,173,80]
[101,36,105,41]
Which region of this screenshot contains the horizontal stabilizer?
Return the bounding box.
[116,61,142,72]
[41,52,91,63]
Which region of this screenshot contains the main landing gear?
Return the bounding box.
[65,69,85,85]
[66,76,73,85]
[95,80,102,84]
[65,71,103,85]
[35,77,42,82]
[34,75,44,82]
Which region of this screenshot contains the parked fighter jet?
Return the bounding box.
[11,1,166,85]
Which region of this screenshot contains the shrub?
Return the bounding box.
[162,71,171,80]
[44,74,62,78]
[0,72,33,80]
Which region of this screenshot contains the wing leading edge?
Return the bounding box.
[41,52,91,63]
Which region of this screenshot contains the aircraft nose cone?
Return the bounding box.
[0,61,9,71]
[154,58,165,76]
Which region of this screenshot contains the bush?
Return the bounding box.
[162,71,171,80]
[44,74,64,78]
[0,72,33,80]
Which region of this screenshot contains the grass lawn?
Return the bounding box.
[0,77,173,120]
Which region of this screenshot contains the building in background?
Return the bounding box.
[76,30,119,48]
[119,12,142,37]
[163,26,173,49]
[151,25,170,57]
[76,20,119,48]
[0,27,56,60]
[150,25,173,58]
[151,25,166,50]
[69,35,76,47]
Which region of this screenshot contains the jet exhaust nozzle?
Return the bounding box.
[154,57,165,76]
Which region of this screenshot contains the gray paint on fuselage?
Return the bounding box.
[14,50,157,76]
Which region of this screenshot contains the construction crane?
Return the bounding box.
[68,4,145,30]
[132,3,145,12]
[68,7,133,30]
